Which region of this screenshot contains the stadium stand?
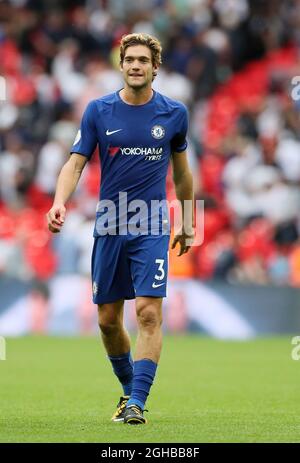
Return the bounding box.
[1,0,300,287]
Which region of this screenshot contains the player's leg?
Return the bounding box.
[98,299,130,356]
[124,233,169,424]
[134,296,163,363]
[98,300,134,421]
[92,235,135,421]
[124,296,163,424]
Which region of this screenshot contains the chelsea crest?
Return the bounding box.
[151,125,165,139]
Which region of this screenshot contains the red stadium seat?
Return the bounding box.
[199,153,226,199]
[24,230,57,279]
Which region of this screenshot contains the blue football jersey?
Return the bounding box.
[71,90,188,235]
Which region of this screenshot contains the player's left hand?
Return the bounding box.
[171,229,195,256]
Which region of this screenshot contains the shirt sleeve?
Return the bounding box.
[70,101,98,160]
[170,104,188,153]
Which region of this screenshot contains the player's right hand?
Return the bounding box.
[46,204,66,233]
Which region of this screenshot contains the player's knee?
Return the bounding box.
[98,318,121,336]
[97,303,123,335]
[136,304,162,330]
[98,310,122,335]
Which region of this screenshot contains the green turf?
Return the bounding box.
[0,335,299,442]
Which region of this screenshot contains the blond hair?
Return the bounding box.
[119,33,162,68]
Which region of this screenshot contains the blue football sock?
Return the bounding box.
[126,359,157,410]
[108,351,133,396]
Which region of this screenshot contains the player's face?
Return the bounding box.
[121,45,157,89]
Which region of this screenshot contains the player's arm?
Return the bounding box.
[171,150,195,256]
[47,100,98,233]
[46,154,88,233]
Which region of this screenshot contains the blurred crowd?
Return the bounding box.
[1,0,300,286]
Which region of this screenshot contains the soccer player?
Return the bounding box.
[47,33,194,425]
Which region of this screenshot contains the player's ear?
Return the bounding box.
[153,65,158,78]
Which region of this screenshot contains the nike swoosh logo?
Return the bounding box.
[106,129,123,136]
[152,282,165,288]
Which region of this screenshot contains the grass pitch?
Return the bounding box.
[0,335,299,443]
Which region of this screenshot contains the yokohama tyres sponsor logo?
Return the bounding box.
[120,147,163,156]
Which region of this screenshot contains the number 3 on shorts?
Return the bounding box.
[154,259,165,281]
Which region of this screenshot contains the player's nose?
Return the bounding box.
[132,60,141,69]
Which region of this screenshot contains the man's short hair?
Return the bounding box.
[120,33,162,68]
